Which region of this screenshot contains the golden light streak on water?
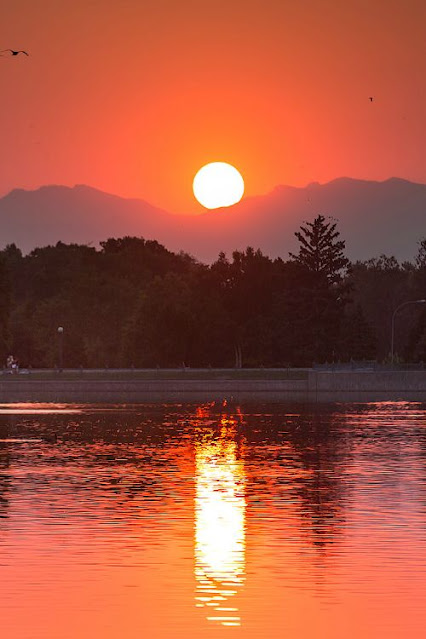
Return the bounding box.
[194,417,246,627]
[0,403,82,414]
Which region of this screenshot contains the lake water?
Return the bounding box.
[0,401,425,638]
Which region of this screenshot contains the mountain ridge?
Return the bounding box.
[0,177,425,262]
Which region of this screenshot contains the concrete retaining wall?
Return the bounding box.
[309,371,426,402]
[0,371,425,403]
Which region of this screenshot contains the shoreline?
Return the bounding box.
[0,369,425,403]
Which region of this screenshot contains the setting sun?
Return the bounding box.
[193,162,245,209]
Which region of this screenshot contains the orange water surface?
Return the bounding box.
[0,401,425,638]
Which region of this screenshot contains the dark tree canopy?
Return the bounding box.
[0,253,10,361]
[0,225,424,369]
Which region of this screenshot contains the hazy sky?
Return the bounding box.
[2,0,426,212]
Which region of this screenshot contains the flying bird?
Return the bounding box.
[369,96,374,102]
[1,49,29,56]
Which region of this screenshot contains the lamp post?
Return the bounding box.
[391,299,426,364]
[57,326,64,372]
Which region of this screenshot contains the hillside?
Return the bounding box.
[0,177,425,262]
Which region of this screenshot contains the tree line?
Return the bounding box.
[0,215,424,368]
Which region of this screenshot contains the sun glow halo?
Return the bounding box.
[193,162,244,209]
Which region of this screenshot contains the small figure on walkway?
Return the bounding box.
[6,355,19,374]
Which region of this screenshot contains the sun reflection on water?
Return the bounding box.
[194,414,246,627]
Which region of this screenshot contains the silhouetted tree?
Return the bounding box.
[290,215,350,284]
[289,215,351,363]
[122,272,196,367]
[210,247,277,367]
[0,253,11,362]
[415,238,426,269]
[406,239,426,361]
[349,256,415,360]
[339,304,376,361]
[0,229,424,368]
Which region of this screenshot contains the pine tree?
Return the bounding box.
[290,215,350,284]
[289,215,350,363]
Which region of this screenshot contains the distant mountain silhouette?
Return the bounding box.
[0,177,425,262]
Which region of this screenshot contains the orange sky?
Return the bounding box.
[1,0,426,213]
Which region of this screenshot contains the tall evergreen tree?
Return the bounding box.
[289,215,350,363]
[289,215,350,283]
